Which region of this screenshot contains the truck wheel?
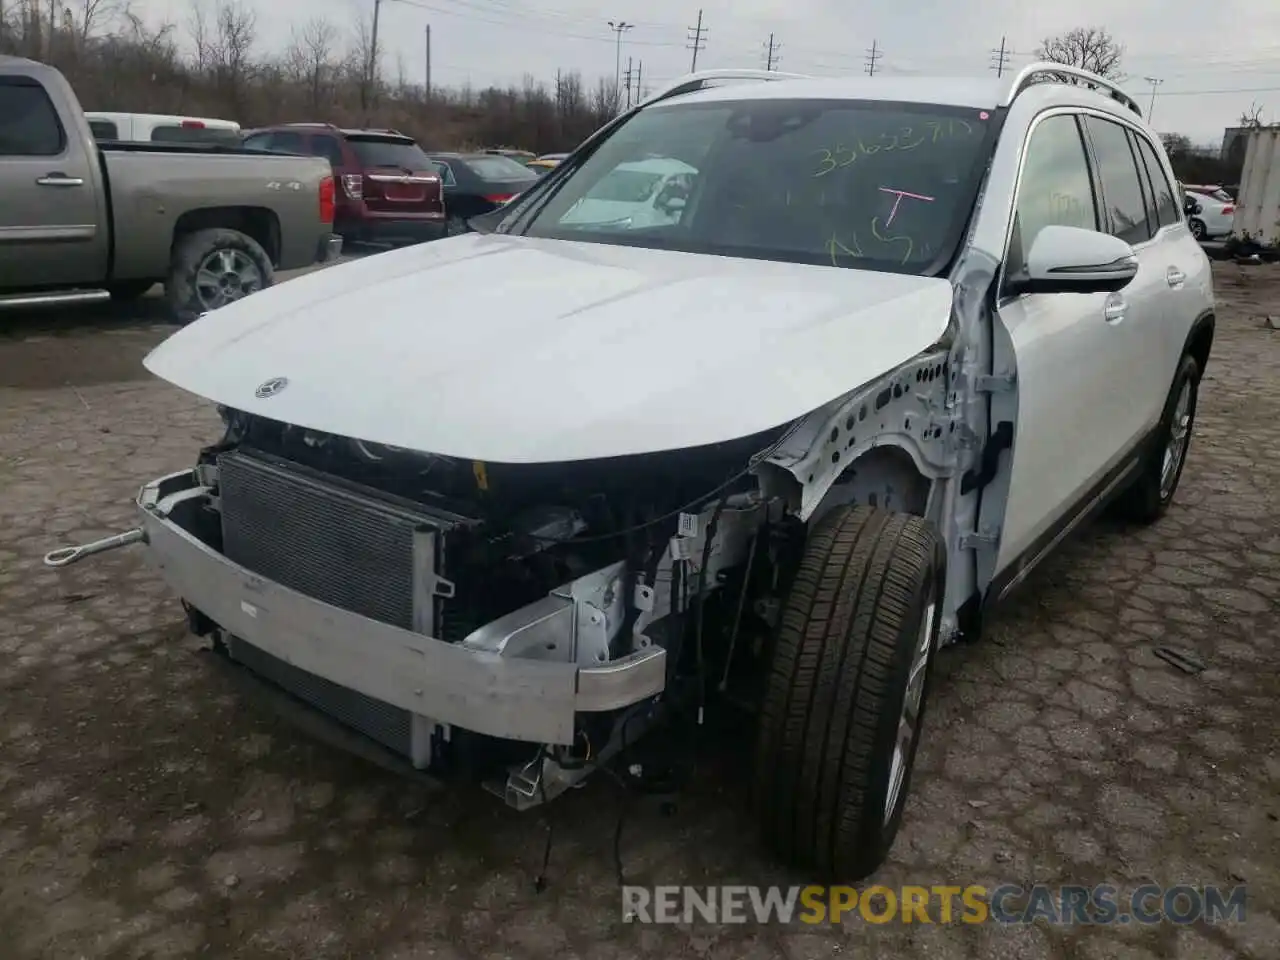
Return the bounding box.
[753,504,944,881]
[106,280,155,302]
[1114,353,1200,524]
[167,228,274,324]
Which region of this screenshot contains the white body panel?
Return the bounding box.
[84,112,241,142]
[968,95,1213,575]
[143,233,954,463]
[1233,127,1280,245]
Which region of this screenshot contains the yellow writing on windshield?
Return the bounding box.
[812,118,980,177]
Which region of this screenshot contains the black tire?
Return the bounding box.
[106,280,155,302]
[753,504,945,881]
[1113,354,1200,524]
[1190,218,1207,241]
[166,228,273,325]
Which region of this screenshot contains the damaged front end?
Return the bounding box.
[113,407,803,808]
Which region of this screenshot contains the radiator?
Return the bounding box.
[215,449,448,758]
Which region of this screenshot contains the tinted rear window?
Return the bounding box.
[466,155,539,181]
[89,119,119,140]
[348,136,431,169]
[150,125,242,146]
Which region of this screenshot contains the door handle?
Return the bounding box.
[1166,267,1186,288]
[1103,294,1127,324]
[36,174,84,187]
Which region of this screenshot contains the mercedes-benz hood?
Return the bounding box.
[144,234,955,463]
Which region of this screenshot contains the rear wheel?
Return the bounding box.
[166,228,273,325]
[1114,353,1200,524]
[753,504,944,881]
[1189,218,1207,241]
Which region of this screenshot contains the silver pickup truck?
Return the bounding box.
[0,56,342,323]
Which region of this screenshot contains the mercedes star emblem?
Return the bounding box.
[254,377,289,398]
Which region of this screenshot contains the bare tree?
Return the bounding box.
[1239,101,1266,128]
[284,16,336,111]
[1035,26,1125,80]
[71,0,123,42]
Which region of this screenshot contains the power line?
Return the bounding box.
[865,39,881,77]
[990,36,1011,78]
[763,32,780,71]
[687,9,707,72]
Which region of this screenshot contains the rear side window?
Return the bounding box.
[89,119,119,141]
[347,136,431,169]
[264,130,305,154]
[310,135,346,168]
[430,161,457,186]
[150,124,241,146]
[0,78,66,156]
[465,155,539,181]
[1009,114,1099,274]
[1132,134,1181,229]
[1084,116,1154,245]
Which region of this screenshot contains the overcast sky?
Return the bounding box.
[134,0,1280,145]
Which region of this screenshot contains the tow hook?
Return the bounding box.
[44,528,146,568]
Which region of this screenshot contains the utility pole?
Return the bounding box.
[363,0,382,119]
[1143,76,1164,121]
[424,24,432,98]
[635,61,643,101]
[687,9,707,71]
[989,36,1010,78]
[763,33,779,71]
[608,20,633,110]
[864,39,881,77]
[623,56,633,108]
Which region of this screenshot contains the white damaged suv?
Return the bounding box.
[49,63,1215,880]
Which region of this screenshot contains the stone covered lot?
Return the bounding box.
[0,262,1277,960]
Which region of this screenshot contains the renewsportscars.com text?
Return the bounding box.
[622,884,1247,925]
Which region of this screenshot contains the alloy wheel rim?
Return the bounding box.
[195,249,262,310]
[885,602,935,824]
[1160,380,1192,499]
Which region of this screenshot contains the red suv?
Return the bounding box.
[242,124,445,246]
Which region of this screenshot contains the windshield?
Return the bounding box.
[465,154,539,181]
[348,136,432,169]
[512,98,994,274]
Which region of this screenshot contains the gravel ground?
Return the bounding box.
[0,260,1277,960]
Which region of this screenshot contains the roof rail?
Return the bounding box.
[1002,61,1142,118]
[641,68,811,108]
[281,121,341,129]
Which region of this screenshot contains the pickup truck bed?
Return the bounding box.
[0,55,342,323]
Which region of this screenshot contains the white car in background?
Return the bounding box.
[1183,187,1235,240]
[559,157,697,229]
[84,111,242,147]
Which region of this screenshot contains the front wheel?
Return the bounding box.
[1190,218,1207,241]
[166,228,273,325]
[753,504,945,881]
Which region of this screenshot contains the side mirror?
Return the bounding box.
[1009,225,1138,296]
[663,196,687,212]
